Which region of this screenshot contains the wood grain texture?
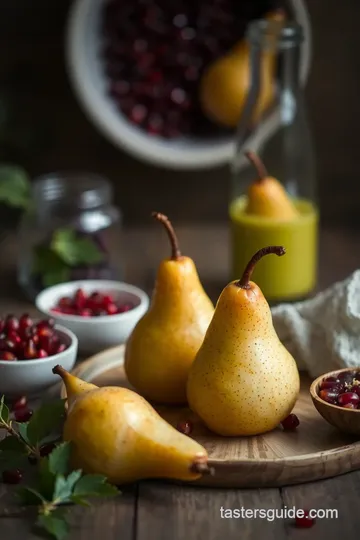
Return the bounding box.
[137,482,286,540]
[61,346,360,488]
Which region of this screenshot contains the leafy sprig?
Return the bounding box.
[0,397,119,540]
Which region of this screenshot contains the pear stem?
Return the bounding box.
[52,364,66,378]
[245,151,268,182]
[190,455,215,476]
[152,212,181,260]
[237,246,286,289]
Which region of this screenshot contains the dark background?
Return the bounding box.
[0,0,358,226]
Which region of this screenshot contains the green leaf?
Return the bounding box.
[18,486,47,506]
[0,435,26,453]
[26,400,66,447]
[32,245,71,287]
[48,442,71,476]
[53,470,82,504]
[17,422,31,445]
[0,450,29,472]
[36,513,69,540]
[0,395,10,423]
[69,495,91,507]
[51,228,103,266]
[43,268,71,288]
[38,457,56,501]
[73,474,119,498]
[0,165,30,208]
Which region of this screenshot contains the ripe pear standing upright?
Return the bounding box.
[53,365,210,485]
[125,212,214,404]
[187,246,300,436]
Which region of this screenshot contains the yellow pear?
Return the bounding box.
[187,246,300,436]
[53,365,210,484]
[199,9,285,128]
[244,151,300,220]
[125,212,214,405]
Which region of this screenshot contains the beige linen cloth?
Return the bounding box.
[271,271,360,376]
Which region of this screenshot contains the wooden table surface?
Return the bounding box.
[1,224,360,539]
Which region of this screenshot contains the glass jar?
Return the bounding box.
[17,172,122,299]
[230,19,318,303]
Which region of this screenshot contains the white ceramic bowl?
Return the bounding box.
[35,280,149,354]
[65,0,312,170]
[0,326,78,397]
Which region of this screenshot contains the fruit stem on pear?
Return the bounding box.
[237,246,286,289]
[190,455,215,476]
[245,151,268,182]
[152,212,181,260]
[52,364,66,378]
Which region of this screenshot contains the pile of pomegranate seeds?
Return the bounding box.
[51,289,134,317]
[318,371,360,409]
[101,0,276,138]
[0,314,67,361]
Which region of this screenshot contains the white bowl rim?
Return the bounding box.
[35,279,150,324]
[65,0,312,170]
[0,325,78,366]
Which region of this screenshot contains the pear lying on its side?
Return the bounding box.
[187,246,300,437]
[125,212,214,405]
[53,366,210,485]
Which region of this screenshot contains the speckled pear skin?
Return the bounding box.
[187,280,300,436]
[124,256,214,405]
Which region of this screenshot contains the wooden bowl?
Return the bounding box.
[310,368,360,435]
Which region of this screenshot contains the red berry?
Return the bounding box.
[37,319,55,331]
[0,337,17,351]
[343,403,357,409]
[12,396,27,411]
[38,349,48,358]
[19,314,33,334]
[58,297,73,309]
[56,344,66,354]
[350,384,360,397]
[37,326,54,339]
[320,376,341,390]
[295,510,315,528]
[40,443,56,457]
[281,414,300,430]
[338,392,360,407]
[74,288,87,310]
[0,351,17,361]
[2,469,23,484]
[176,420,193,435]
[7,331,21,345]
[79,309,92,317]
[14,408,33,422]
[4,315,19,333]
[319,388,339,404]
[106,303,119,315]
[24,339,37,360]
[101,295,114,307]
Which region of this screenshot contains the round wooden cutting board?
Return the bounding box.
[60,346,360,489]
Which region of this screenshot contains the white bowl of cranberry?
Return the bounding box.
[66,0,311,169]
[0,315,78,397]
[310,368,360,436]
[35,280,149,354]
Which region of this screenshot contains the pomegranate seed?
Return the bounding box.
[2,469,23,484]
[343,403,357,409]
[177,420,193,435]
[24,339,37,359]
[94,309,107,317]
[12,396,27,411]
[102,295,114,307]
[74,289,87,310]
[7,331,21,345]
[281,414,300,430]
[338,392,360,407]
[59,297,73,308]
[106,303,119,315]
[320,376,341,390]
[79,309,92,317]
[295,510,315,528]
[58,307,75,315]
[0,338,17,351]
[350,384,360,397]
[0,319,4,333]
[0,351,17,361]
[56,344,66,354]
[37,326,54,339]
[40,443,56,457]
[130,104,147,125]
[4,315,19,333]
[147,113,164,135]
[19,314,33,333]
[37,318,55,330]
[14,408,33,422]
[118,304,133,313]
[50,308,62,313]
[319,388,339,404]
[38,349,48,358]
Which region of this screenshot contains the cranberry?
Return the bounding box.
[12,396,27,411]
[281,414,300,431]
[74,289,87,310]
[319,388,339,404]
[295,510,315,528]
[4,315,19,333]
[38,349,48,358]
[2,469,23,484]
[24,339,37,360]
[338,392,360,407]
[40,443,56,457]
[176,420,193,435]
[14,408,33,423]
[0,351,17,361]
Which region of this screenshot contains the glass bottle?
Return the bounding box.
[17,172,122,300]
[230,19,318,303]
